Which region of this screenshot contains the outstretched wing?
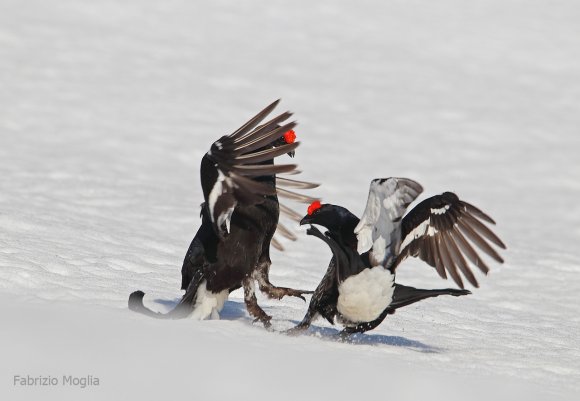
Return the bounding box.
[271,187,320,251]
[393,192,506,288]
[201,100,306,237]
[354,178,423,267]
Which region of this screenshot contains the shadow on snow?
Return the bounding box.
[291,323,442,353]
[152,298,253,319]
[152,298,440,353]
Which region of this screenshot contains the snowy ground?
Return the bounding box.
[1,0,579,400]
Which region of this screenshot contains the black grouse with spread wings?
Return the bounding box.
[292,178,505,336]
[129,100,318,326]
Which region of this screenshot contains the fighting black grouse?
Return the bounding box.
[129,100,318,326]
[292,177,505,335]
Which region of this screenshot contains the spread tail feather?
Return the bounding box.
[390,283,471,310]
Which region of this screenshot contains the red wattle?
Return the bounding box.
[284,130,296,144]
[307,200,322,215]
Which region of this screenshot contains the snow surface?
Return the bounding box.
[1,0,579,400]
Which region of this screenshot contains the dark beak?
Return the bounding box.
[299,215,311,226]
[287,150,295,158]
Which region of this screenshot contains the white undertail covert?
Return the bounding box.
[190,281,229,320]
[337,266,395,324]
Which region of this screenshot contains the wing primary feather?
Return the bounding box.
[393,192,502,285]
[233,122,297,154]
[275,222,298,241]
[462,212,506,249]
[229,99,281,139]
[419,240,432,269]
[279,203,304,222]
[234,142,299,165]
[271,237,284,251]
[230,163,298,177]
[282,169,302,176]
[423,233,436,268]
[431,236,448,280]
[442,231,479,287]
[437,237,464,289]
[276,177,320,189]
[228,172,277,196]
[233,111,293,145]
[452,229,491,274]
[460,201,496,224]
[277,187,319,203]
[458,220,504,263]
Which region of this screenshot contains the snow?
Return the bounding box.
[1,0,579,400]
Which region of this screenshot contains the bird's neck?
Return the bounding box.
[328,215,360,251]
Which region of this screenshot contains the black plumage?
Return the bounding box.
[394,191,506,288]
[291,177,505,336]
[128,101,318,326]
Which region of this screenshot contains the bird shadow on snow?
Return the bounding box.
[152,298,179,311]
[292,323,443,354]
[152,298,249,319]
[152,298,440,353]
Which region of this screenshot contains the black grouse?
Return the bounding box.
[292,177,506,336]
[129,100,318,326]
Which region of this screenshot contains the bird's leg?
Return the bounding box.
[338,309,393,338]
[242,278,272,328]
[285,311,315,335]
[253,257,313,301]
[181,239,205,290]
[338,324,372,339]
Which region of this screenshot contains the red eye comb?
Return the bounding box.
[307,200,322,215]
[283,130,296,144]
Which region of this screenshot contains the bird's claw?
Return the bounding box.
[271,287,313,302]
[285,325,308,336]
[293,289,314,302]
[253,315,272,329]
[337,330,353,341]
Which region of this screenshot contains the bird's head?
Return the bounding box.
[299,201,349,232]
[271,129,297,158]
[300,201,361,249]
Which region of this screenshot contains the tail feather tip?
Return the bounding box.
[128,290,146,310]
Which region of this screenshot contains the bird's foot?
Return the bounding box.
[246,302,272,328]
[337,329,354,341]
[285,324,309,336]
[252,314,273,329]
[260,286,313,302]
[243,277,273,329]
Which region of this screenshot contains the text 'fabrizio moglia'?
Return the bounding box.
[14,375,100,389]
